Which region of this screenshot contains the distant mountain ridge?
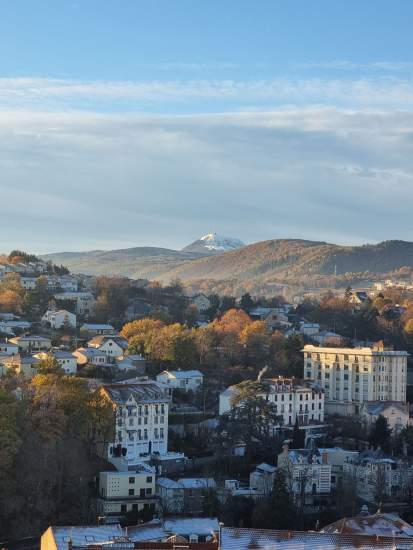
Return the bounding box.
[41,238,413,295]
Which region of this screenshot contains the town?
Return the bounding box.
[2,250,413,550]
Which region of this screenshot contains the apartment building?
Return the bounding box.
[102,380,170,465]
[98,468,157,517]
[303,343,408,415]
[219,377,325,429]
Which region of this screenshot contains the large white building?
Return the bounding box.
[102,380,170,465]
[219,377,325,429]
[156,369,204,392]
[303,343,408,415]
[41,309,76,329]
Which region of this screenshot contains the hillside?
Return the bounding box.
[41,247,206,279]
[42,239,413,296]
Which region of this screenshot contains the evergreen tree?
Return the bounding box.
[270,469,296,529]
[239,292,255,312]
[369,414,392,453]
[292,418,305,448]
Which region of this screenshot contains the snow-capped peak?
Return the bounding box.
[198,232,245,251]
[182,232,245,255]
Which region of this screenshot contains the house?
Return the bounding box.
[34,351,78,375]
[88,335,128,361]
[156,477,185,514]
[177,478,217,515]
[0,319,31,333]
[360,401,410,434]
[249,463,277,494]
[80,323,116,336]
[54,291,95,316]
[9,334,52,352]
[342,449,411,503]
[116,354,146,374]
[188,293,211,313]
[0,354,40,379]
[249,307,291,331]
[40,525,125,550]
[156,370,203,392]
[102,380,171,465]
[42,309,76,329]
[349,291,370,309]
[312,331,345,346]
[299,322,320,337]
[73,347,108,366]
[0,339,19,355]
[316,447,359,490]
[219,377,325,435]
[98,467,157,517]
[20,276,38,290]
[277,444,332,503]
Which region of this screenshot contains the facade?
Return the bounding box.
[0,354,40,378]
[343,451,411,503]
[103,380,170,465]
[34,351,78,375]
[303,344,408,415]
[98,468,157,517]
[250,463,277,494]
[177,478,217,515]
[360,401,410,434]
[156,477,185,514]
[88,336,128,361]
[249,307,291,331]
[219,377,325,429]
[277,445,332,501]
[316,447,360,491]
[0,340,19,355]
[54,291,95,316]
[156,370,204,392]
[73,347,108,366]
[9,334,52,352]
[42,309,76,329]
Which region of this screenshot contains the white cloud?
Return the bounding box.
[1,106,413,253]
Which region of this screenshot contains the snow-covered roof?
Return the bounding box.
[254,463,277,473]
[364,401,408,416]
[159,369,203,379]
[46,524,125,550]
[163,517,219,536]
[103,381,170,405]
[177,478,217,489]
[156,477,183,489]
[75,347,106,358]
[322,513,413,537]
[220,527,412,550]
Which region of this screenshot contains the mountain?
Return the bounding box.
[41,247,206,279]
[42,239,413,296]
[182,233,245,254]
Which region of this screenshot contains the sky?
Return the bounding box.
[2,0,413,253]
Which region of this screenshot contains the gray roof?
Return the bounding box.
[103,381,170,405]
[156,477,183,489]
[177,478,217,489]
[46,525,125,550]
[364,401,408,416]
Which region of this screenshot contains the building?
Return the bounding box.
[42,309,76,329]
[303,343,408,415]
[73,347,108,366]
[342,450,411,504]
[0,339,19,355]
[219,377,325,432]
[116,354,146,374]
[312,331,345,346]
[249,463,277,494]
[102,380,170,465]
[299,322,320,337]
[128,517,219,544]
[316,447,359,491]
[41,525,125,550]
[34,351,78,375]
[360,401,410,434]
[156,370,204,392]
[249,307,291,331]
[88,336,128,362]
[277,444,332,503]
[80,323,116,336]
[98,467,157,517]
[177,478,217,515]
[9,334,52,352]
[54,291,95,316]
[0,354,40,378]
[156,477,185,514]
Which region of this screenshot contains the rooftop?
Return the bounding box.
[103,381,170,405]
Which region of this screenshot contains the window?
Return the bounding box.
[129,489,135,496]
[121,505,127,512]
[146,476,152,483]
[129,477,135,484]
[160,428,164,438]
[146,488,152,495]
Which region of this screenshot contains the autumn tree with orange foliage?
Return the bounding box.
[0,273,25,313]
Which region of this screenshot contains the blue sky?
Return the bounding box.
[1,1,413,252]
